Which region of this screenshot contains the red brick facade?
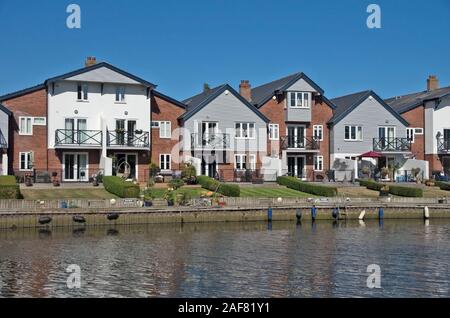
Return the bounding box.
[2,88,48,174]
[401,106,425,160]
[151,94,185,172]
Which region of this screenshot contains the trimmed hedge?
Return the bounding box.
[103,176,140,198]
[388,185,423,197]
[197,175,240,197]
[0,176,22,199]
[276,176,337,197]
[435,181,450,191]
[357,178,423,197]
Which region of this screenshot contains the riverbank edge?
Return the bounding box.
[1,203,449,229]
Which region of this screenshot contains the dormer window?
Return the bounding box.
[115,87,126,102]
[77,84,88,101]
[288,92,311,108]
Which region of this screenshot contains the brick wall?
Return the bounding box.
[401,106,425,160]
[2,88,48,174]
[151,94,185,171]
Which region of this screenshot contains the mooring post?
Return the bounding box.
[267,207,273,222]
[424,206,430,220]
[311,205,317,221]
[296,208,302,222]
[378,207,384,219]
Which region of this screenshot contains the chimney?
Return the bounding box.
[427,75,439,91]
[239,80,252,102]
[85,56,97,67]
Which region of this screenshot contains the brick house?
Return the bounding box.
[245,73,335,181]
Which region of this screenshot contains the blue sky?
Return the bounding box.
[0,0,449,100]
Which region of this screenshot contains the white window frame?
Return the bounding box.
[235,122,255,139]
[19,152,33,171]
[314,155,324,172]
[77,83,89,101]
[344,125,363,141]
[19,117,33,135]
[33,117,46,126]
[269,124,279,140]
[151,121,160,128]
[159,121,171,139]
[288,92,311,108]
[234,154,247,170]
[414,128,424,135]
[249,154,256,170]
[115,86,126,103]
[407,128,415,143]
[160,154,171,171]
[313,125,323,141]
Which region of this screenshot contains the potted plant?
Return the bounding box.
[379,185,390,197]
[181,162,197,185]
[149,162,161,179]
[143,189,154,207]
[164,189,175,206]
[25,173,33,187]
[380,167,390,180]
[134,129,143,134]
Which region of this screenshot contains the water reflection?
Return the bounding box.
[0,220,449,297]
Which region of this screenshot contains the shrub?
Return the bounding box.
[103,176,140,198]
[276,176,337,197]
[169,178,184,190]
[197,175,240,197]
[436,181,450,191]
[356,179,385,191]
[0,176,22,199]
[388,185,423,197]
[181,162,197,184]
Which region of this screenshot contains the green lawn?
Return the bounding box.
[21,188,119,200]
[239,187,314,198]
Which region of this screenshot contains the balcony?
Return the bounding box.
[438,138,450,154]
[280,136,320,152]
[55,129,102,148]
[373,137,411,152]
[107,130,149,149]
[191,133,230,150]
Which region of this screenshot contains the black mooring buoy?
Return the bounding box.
[332,207,339,220]
[72,215,86,224]
[107,213,120,221]
[38,216,52,225]
[296,209,302,222]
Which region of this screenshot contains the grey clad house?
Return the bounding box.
[329,90,414,180]
[0,103,11,175]
[180,84,269,181]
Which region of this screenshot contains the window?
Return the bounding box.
[19,152,33,171]
[33,117,46,125]
[344,125,363,141]
[249,154,256,170]
[314,155,324,171]
[269,124,279,140]
[160,154,171,171]
[19,117,33,135]
[235,122,255,139]
[288,92,311,108]
[115,87,126,102]
[313,125,323,141]
[159,121,171,138]
[414,128,424,135]
[407,128,415,143]
[77,84,88,101]
[235,154,247,170]
[151,121,160,128]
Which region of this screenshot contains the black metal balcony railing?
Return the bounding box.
[0,130,7,149]
[373,137,411,152]
[191,133,230,149]
[107,130,149,148]
[55,129,102,147]
[280,136,320,150]
[438,138,450,153]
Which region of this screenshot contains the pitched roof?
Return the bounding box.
[0,83,46,102]
[329,90,409,126]
[251,72,334,109]
[152,90,186,109]
[180,84,269,122]
[385,86,450,113]
[0,103,12,116]
[45,62,156,88]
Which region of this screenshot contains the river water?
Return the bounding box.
[0,219,449,298]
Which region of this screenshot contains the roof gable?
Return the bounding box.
[152,90,186,109]
[329,90,409,126]
[0,84,46,102]
[45,62,156,88]
[180,84,269,123]
[0,103,12,116]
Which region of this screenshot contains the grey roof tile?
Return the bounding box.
[385,86,450,113]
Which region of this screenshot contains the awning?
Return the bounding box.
[358,151,382,158]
